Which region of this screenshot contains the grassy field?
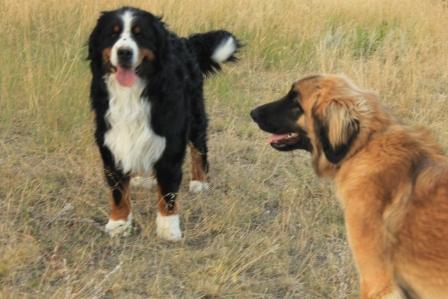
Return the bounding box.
[1,0,447,298]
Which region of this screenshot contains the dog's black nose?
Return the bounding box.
[117,48,133,62]
[250,108,260,122]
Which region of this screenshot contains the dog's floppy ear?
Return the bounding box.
[313,98,360,164]
[87,12,108,62]
[153,16,170,62]
[87,25,100,62]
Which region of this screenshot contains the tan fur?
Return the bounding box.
[109,180,131,221]
[189,144,208,182]
[293,74,448,298]
[102,48,111,63]
[133,25,141,35]
[102,48,113,72]
[157,187,178,216]
[137,48,155,64]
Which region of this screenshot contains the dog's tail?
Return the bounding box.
[187,30,241,76]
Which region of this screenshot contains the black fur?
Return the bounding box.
[250,88,312,152]
[188,30,241,75]
[312,107,359,164]
[87,7,240,214]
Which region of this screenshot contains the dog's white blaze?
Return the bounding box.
[211,36,237,63]
[156,212,182,241]
[110,10,139,68]
[104,76,166,174]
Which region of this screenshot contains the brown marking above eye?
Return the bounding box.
[133,26,141,34]
[113,24,120,33]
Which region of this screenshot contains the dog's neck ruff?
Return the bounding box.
[104,75,166,174]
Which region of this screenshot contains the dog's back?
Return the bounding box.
[336,108,448,298]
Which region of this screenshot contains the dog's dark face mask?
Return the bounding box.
[250,89,312,152]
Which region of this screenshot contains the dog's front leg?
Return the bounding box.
[344,200,404,299]
[99,146,133,237]
[154,156,183,241]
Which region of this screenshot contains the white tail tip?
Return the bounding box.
[211,37,237,63]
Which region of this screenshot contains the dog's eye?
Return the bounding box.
[292,105,302,115]
[292,102,303,116]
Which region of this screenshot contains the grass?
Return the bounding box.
[1,0,448,298]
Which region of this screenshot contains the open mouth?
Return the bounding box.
[114,66,138,87]
[268,132,311,152]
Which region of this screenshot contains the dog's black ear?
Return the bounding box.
[153,16,170,63]
[87,12,108,64]
[87,25,99,62]
[313,99,359,164]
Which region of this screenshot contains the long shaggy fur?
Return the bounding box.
[87,6,240,240]
[251,74,448,298]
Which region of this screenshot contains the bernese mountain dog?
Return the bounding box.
[87,6,240,241]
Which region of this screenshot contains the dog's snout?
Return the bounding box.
[117,48,133,62]
[250,108,260,122]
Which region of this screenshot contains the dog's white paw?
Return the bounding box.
[156,213,182,241]
[131,176,157,189]
[189,180,209,193]
[105,214,133,237]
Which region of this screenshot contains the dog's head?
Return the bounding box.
[88,7,167,86]
[251,74,375,176]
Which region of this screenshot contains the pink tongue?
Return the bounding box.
[116,67,137,87]
[268,134,289,144]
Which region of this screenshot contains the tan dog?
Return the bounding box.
[251,74,448,299]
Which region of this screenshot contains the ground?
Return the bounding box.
[1,0,447,298]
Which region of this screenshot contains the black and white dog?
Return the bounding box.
[88,7,240,240]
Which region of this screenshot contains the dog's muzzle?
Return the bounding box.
[117,47,133,68]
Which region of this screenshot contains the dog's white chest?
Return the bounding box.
[104,76,166,174]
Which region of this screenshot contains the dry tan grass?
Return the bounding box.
[1,0,447,298]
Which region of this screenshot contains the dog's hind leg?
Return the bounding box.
[188,93,209,193]
[189,143,209,193]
